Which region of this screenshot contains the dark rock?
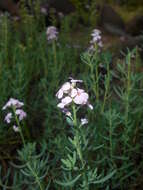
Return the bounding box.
[0,0,19,15]
[126,15,143,36]
[46,0,75,15]
[40,0,75,27]
[97,4,125,36]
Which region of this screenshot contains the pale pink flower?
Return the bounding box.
[4,112,12,123]
[56,79,93,112]
[88,28,103,52]
[2,98,24,110]
[81,118,88,125]
[15,109,27,121]
[73,89,89,105]
[46,26,58,42]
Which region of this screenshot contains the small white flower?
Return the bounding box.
[13,125,20,132]
[15,109,27,121]
[4,112,12,123]
[81,118,88,125]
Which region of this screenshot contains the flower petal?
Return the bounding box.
[70,88,78,98]
[61,82,71,92]
[56,89,63,99]
[74,92,89,105]
[57,103,65,109]
[61,96,72,106]
[81,118,88,125]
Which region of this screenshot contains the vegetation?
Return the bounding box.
[0,2,143,189]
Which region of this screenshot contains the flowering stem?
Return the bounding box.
[13,107,26,147]
[90,51,99,103]
[72,104,89,190]
[72,104,83,164]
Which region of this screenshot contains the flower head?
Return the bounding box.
[2,98,27,132]
[88,28,103,53]
[15,109,27,121]
[2,98,24,110]
[4,112,12,124]
[56,78,93,111]
[46,26,58,42]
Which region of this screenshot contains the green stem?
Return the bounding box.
[101,62,110,113]
[72,104,89,190]
[13,107,26,147]
[109,110,113,161]
[124,53,131,152]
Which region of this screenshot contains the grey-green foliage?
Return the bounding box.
[79,49,143,189]
[0,142,49,190]
[55,119,116,189]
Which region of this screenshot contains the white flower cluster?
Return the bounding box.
[89,29,103,52]
[46,26,58,43]
[2,98,27,132]
[56,78,93,112]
